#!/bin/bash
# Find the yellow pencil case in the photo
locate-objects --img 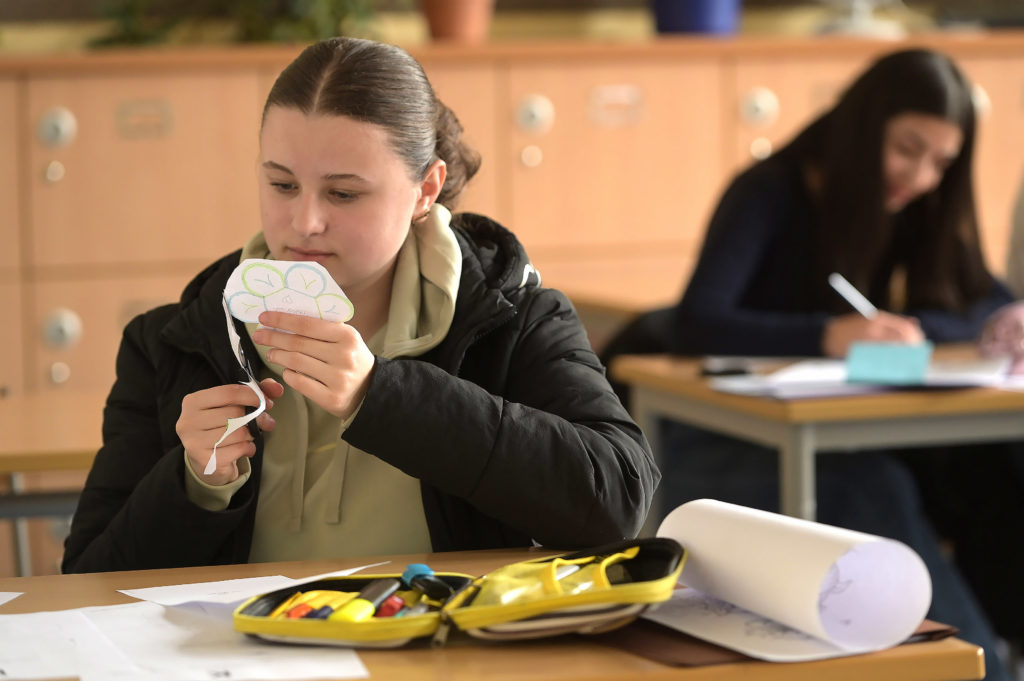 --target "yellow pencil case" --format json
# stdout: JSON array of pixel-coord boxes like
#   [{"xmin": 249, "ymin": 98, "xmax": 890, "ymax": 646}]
[{"xmin": 233, "ymin": 537, "xmax": 685, "ymax": 648}]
